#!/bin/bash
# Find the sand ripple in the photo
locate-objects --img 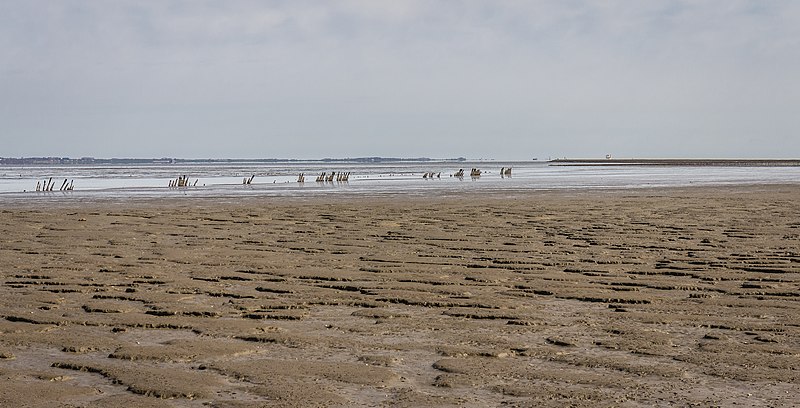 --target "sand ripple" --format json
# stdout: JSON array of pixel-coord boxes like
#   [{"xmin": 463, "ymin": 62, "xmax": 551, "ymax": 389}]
[{"xmin": 1, "ymin": 187, "xmax": 799, "ymax": 406}]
